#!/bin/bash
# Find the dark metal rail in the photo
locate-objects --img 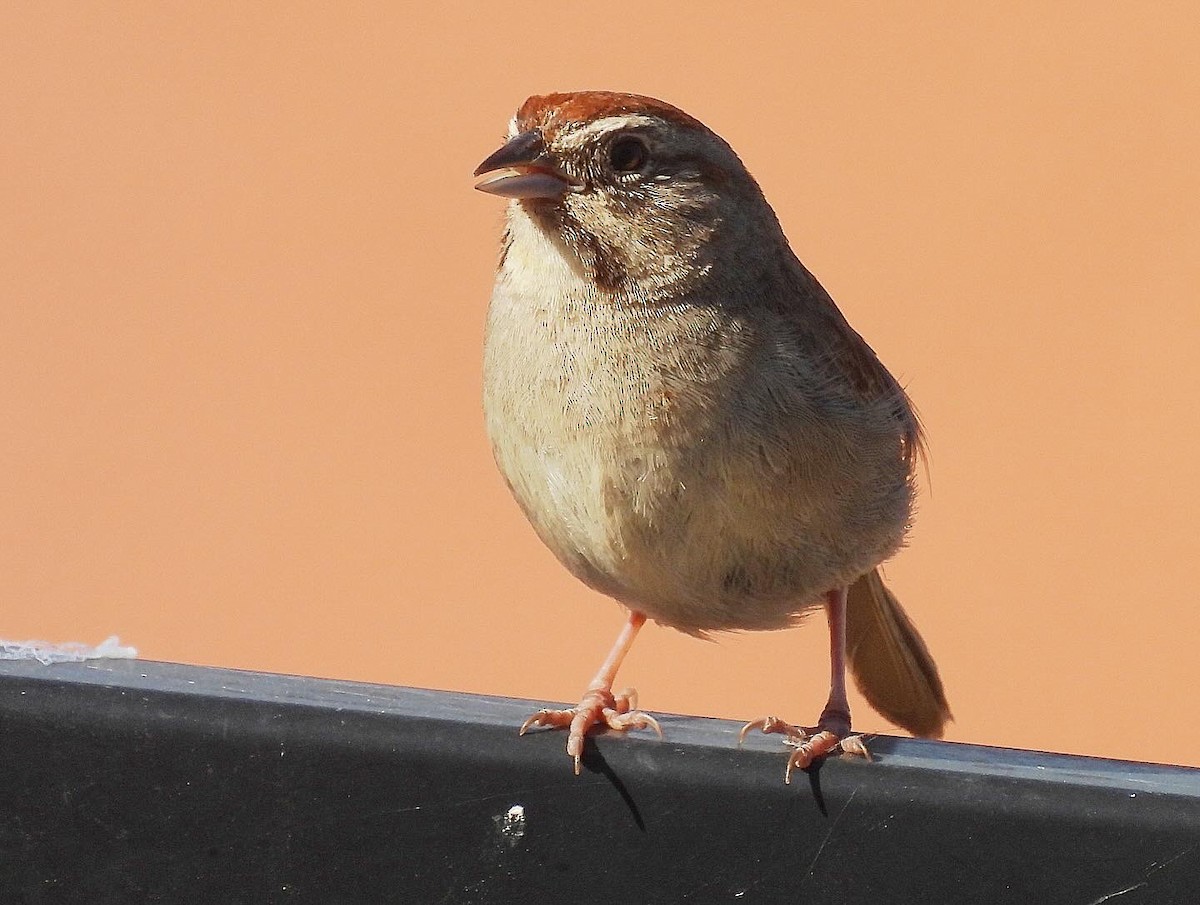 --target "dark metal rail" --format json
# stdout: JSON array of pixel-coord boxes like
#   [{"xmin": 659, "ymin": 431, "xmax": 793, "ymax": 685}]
[{"xmin": 0, "ymin": 659, "xmax": 1196, "ymax": 903}]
